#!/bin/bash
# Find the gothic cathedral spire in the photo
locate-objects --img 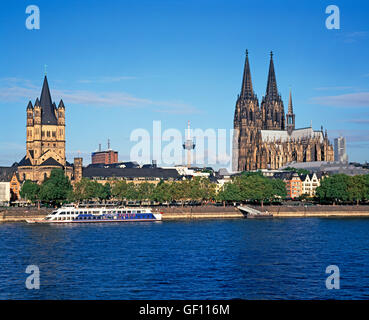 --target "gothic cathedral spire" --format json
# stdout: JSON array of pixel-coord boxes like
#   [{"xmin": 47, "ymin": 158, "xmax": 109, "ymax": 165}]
[
  {"xmin": 240, "ymin": 50, "xmax": 256, "ymax": 100},
  {"xmin": 265, "ymin": 51, "xmax": 279, "ymax": 101},
  {"xmin": 233, "ymin": 50, "xmax": 262, "ymax": 172},
  {"xmin": 261, "ymin": 51, "xmax": 285, "ymax": 130},
  {"xmin": 286, "ymin": 89, "xmax": 295, "ymax": 134}
]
